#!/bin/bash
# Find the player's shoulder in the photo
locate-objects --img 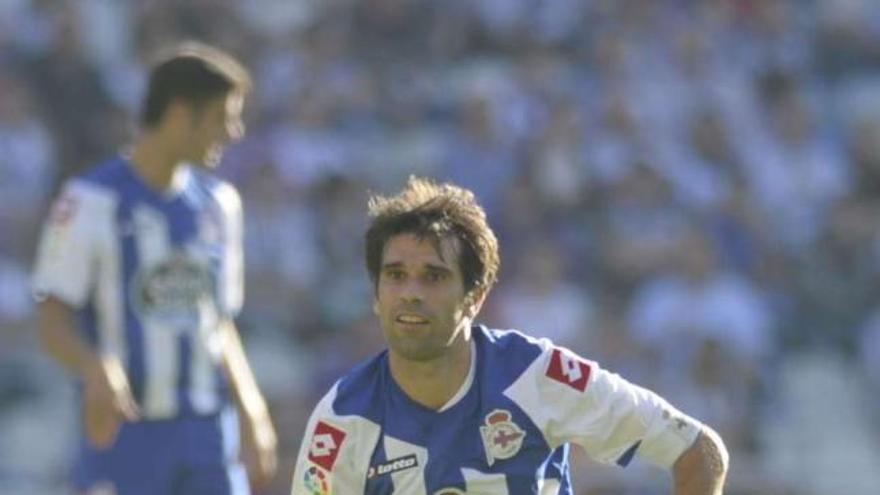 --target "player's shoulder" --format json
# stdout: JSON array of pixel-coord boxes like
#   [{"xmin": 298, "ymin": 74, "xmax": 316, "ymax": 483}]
[
  {"xmin": 56, "ymin": 157, "xmax": 127, "ymax": 212},
  {"xmin": 474, "ymin": 325, "xmax": 556, "ymax": 384},
  {"xmin": 73, "ymin": 156, "xmax": 134, "ymax": 192},
  {"xmin": 476, "ymin": 325, "xmax": 553, "ymax": 361},
  {"xmin": 329, "ymin": 351, "xmax": 389, "ymax": 422},
  {"xmin": 79, "ymin": 156, "xmax": 127, "ymax": 181},
  {"xmin": 476, "ymin": 325, "xmax": 600, "ymax": 393}
]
